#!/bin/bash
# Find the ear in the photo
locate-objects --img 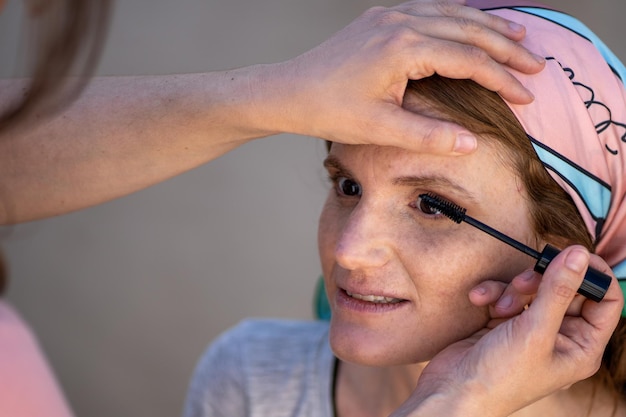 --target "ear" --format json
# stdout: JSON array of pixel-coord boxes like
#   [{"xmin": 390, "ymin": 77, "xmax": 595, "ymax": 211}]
[{"xmin": 537, "ymin": 234, "xmax": 578, "ymax": 251}]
